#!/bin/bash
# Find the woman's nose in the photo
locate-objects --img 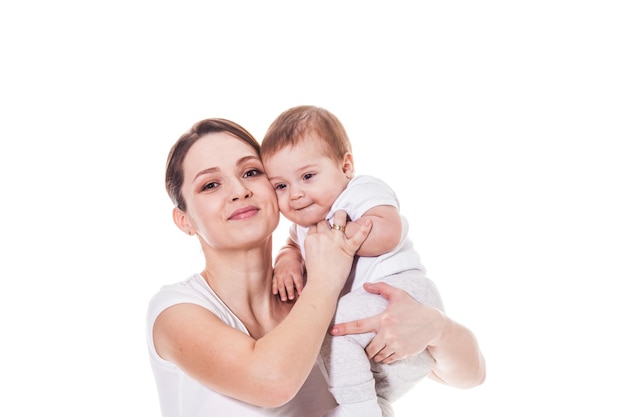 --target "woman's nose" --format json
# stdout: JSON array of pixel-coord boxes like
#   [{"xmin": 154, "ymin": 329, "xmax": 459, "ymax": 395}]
[{"xmin": 231, "ymin": 181, "xmax": 252, "ymax": 201}]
